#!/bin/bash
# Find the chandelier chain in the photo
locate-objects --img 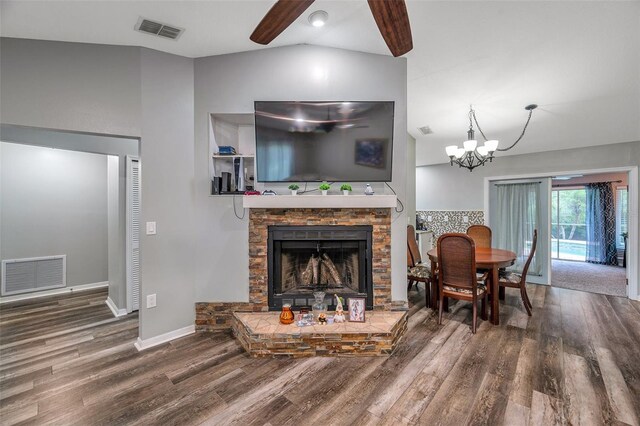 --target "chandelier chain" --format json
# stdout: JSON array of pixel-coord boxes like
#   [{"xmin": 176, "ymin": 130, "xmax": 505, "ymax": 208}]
[{"xmin": 471, "ymin": 108, "xmax": 534, "ymax": 152}]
